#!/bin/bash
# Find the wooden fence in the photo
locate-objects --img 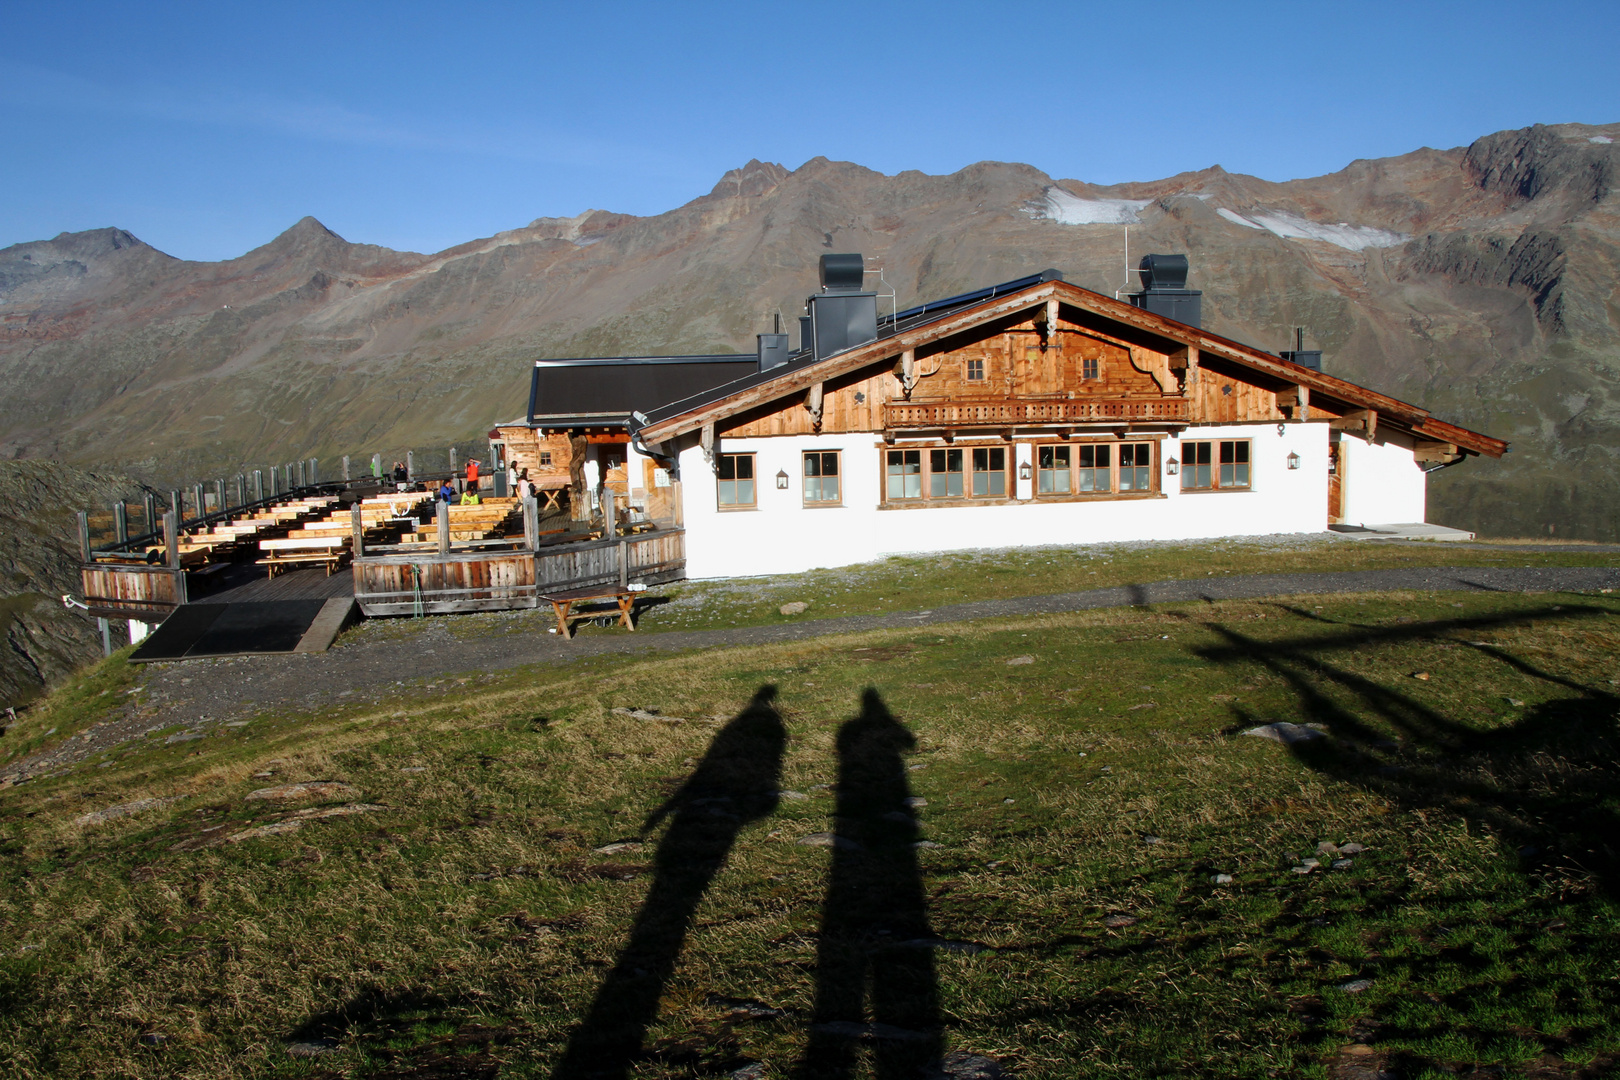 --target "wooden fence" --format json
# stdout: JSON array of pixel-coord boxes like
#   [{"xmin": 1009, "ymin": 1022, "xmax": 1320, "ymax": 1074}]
[
  {"xmin": 352, "ymin": 528, "xmax": 685, "ymax": 617},
  {"xmin": 80, "ymin": 563, "xmax": 187, "ymax": 620}
]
